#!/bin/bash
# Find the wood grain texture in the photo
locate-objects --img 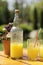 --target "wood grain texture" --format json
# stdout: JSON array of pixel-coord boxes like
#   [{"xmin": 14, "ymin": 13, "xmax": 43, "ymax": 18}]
[{"xmin": 0, "ymin": 49, "xmax": 43, "ymax": 65}]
